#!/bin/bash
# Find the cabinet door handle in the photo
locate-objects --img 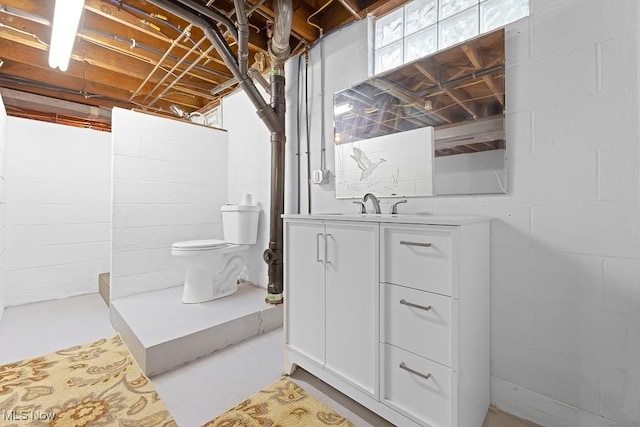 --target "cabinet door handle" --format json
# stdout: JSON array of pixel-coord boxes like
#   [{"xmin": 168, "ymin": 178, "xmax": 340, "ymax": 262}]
[
  {"xmin": 399, "ymin": 362, "xmax": 431, "ymax": 381},
  {"xmin": 316, "ymin": 233, "xmax": 324, "ymax": 263},
  {"xmin": 325, "ymin": 233, "xmax": 332, "ymax": 265},
  {"xmin": 400, "ymin": 240, "xmax": 432, "ymax": 248},
  {"xmin": 400, "ymin": 299, "xmax": 432, "ymax": 311}
]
